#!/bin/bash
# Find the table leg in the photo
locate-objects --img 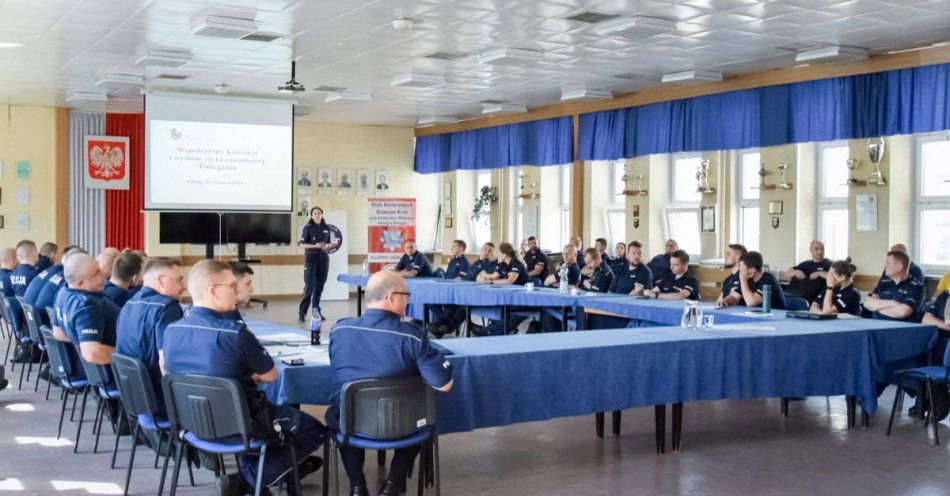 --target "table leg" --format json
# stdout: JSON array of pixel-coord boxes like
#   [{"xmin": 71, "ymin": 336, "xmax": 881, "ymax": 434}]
[
  {"xmin": 672, "ymin": 402, "xmax": 683, "ymax": 451},
  {"xmin": 561, "ymin": 307, "xmax": 568, "ymax": 333},
  {"xmin": 423, "ymin": 304, "xmax": 429, "ymax": 327},
  {"xmin": 595, "ymin": 412, "xmax": 604, "ymax": 438},
  {"xmin": 611, "ymin": 410, "xmax": 621, "ymax": 436},
  {"xmin": 654, "ymin": 405, "xmax": 666, "ymax": 455},
  {"xmin": 502, "ymin": 306, "xmax": 509, "ymax": 335},
  {"xmin": 465, "ymin": 307, "xmax": 472, "ymax": 338},
  {"xmin": 357, "ymin": 287, "xmax": 363, "ymax": 316},
  {"xmin": 846, "ymin": 395, "xmax": 856, "ymax": 430}
]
